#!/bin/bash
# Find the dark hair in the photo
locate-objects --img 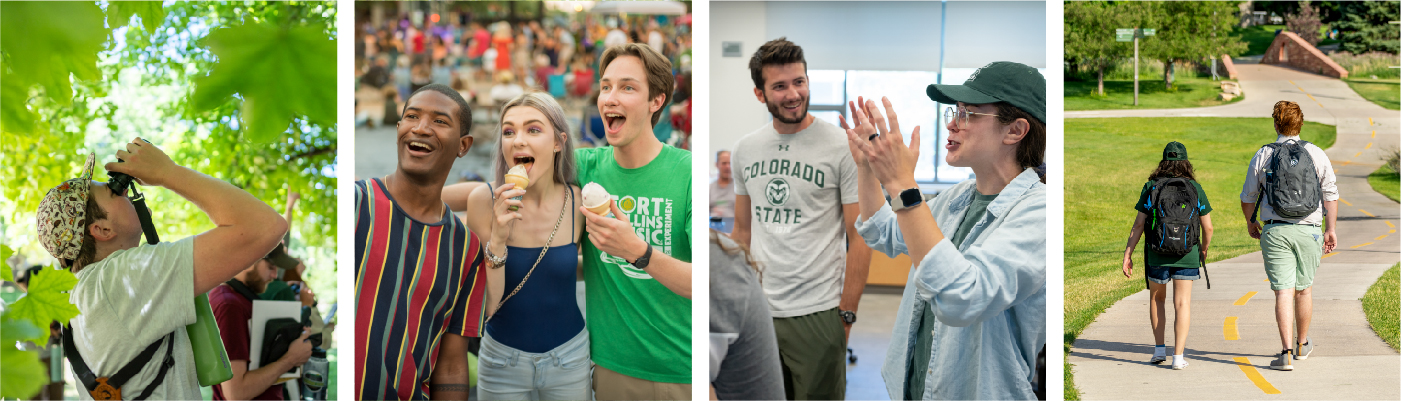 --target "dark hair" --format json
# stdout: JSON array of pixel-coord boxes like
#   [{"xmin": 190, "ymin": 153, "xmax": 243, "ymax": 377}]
[
  {"xmin": 401, "ymin": 83, "xmax": 474, "ymax": 137},
  {"xmin": 993, "ymin": 102, "xmax": 1046, "ymax": 183},
  {"xmin": 1149, "ymin": 160, "xmax": 1197, "ymax": 182},
  {"xmin": 748, "ymin": 37, "xmax": 806, "ymax": 90},
  {"xmin": 70, "ymin": 196, "xmax": 109, "ymax": 273},
  {"xmin": 600, "ymin": 43, "xmax": 675, "ymax": 127}
]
